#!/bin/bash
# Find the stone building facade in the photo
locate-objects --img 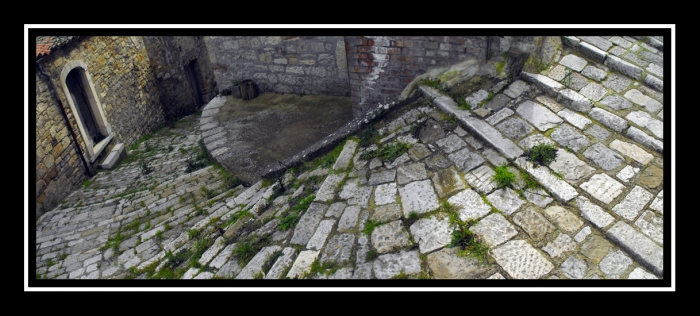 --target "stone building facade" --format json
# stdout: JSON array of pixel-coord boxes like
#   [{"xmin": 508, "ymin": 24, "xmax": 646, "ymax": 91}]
[{"xmin": 34, "ymin": 34, "xmax": 549, "ymax": 217}]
